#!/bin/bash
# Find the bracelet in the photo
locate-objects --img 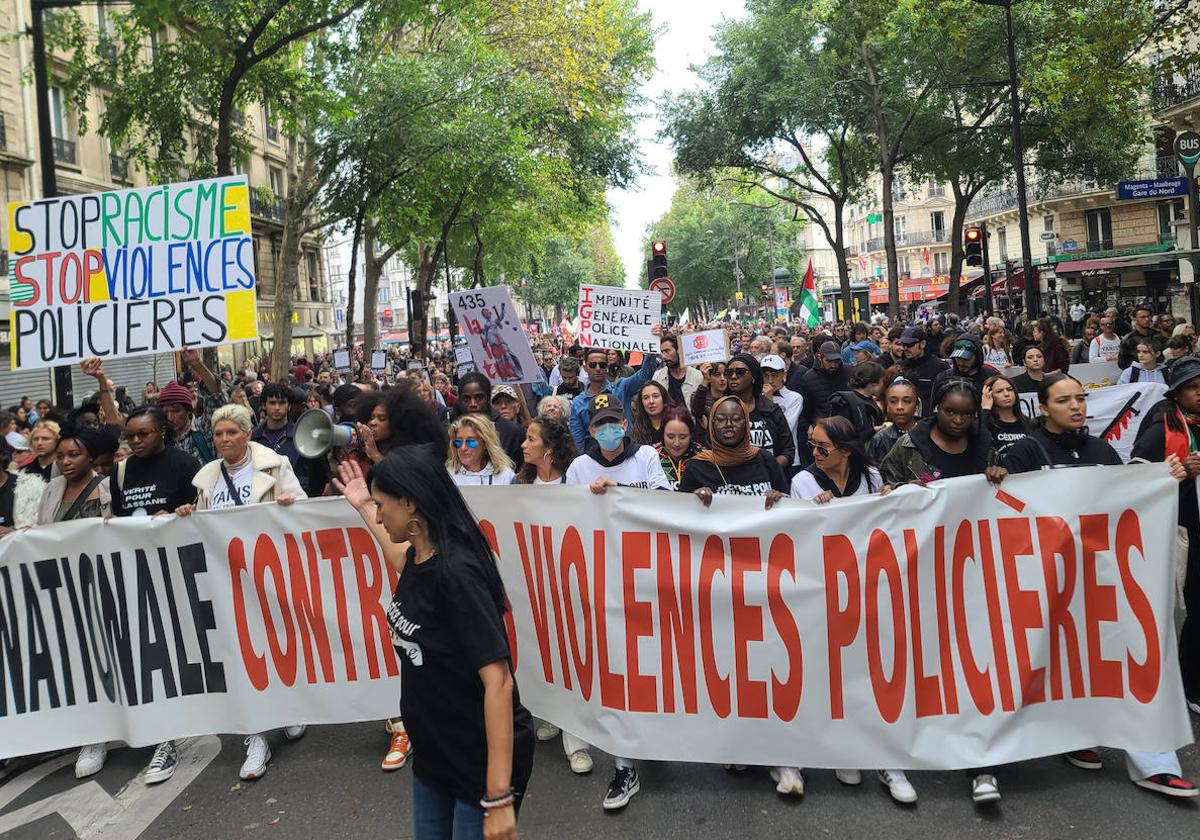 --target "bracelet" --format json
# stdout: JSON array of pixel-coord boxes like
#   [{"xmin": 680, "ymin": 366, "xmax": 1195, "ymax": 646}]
[{"xmin": 479, "ymin": 790, "xmax": 515, "ymax": 809}]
